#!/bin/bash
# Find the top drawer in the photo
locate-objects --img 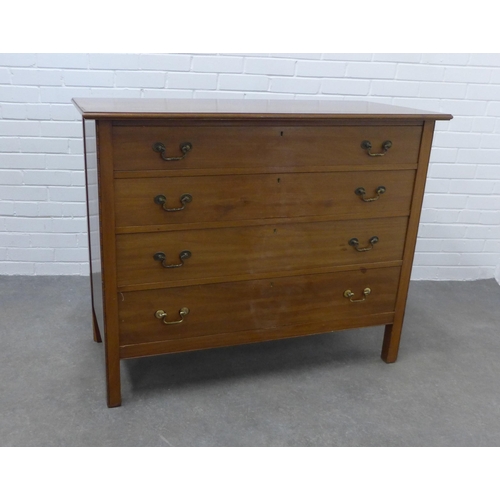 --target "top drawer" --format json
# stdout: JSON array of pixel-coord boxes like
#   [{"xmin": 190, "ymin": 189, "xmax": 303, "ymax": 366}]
[{"xmin": 112, "ymin": 124, "xmax": 423, "ymax": 171}]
